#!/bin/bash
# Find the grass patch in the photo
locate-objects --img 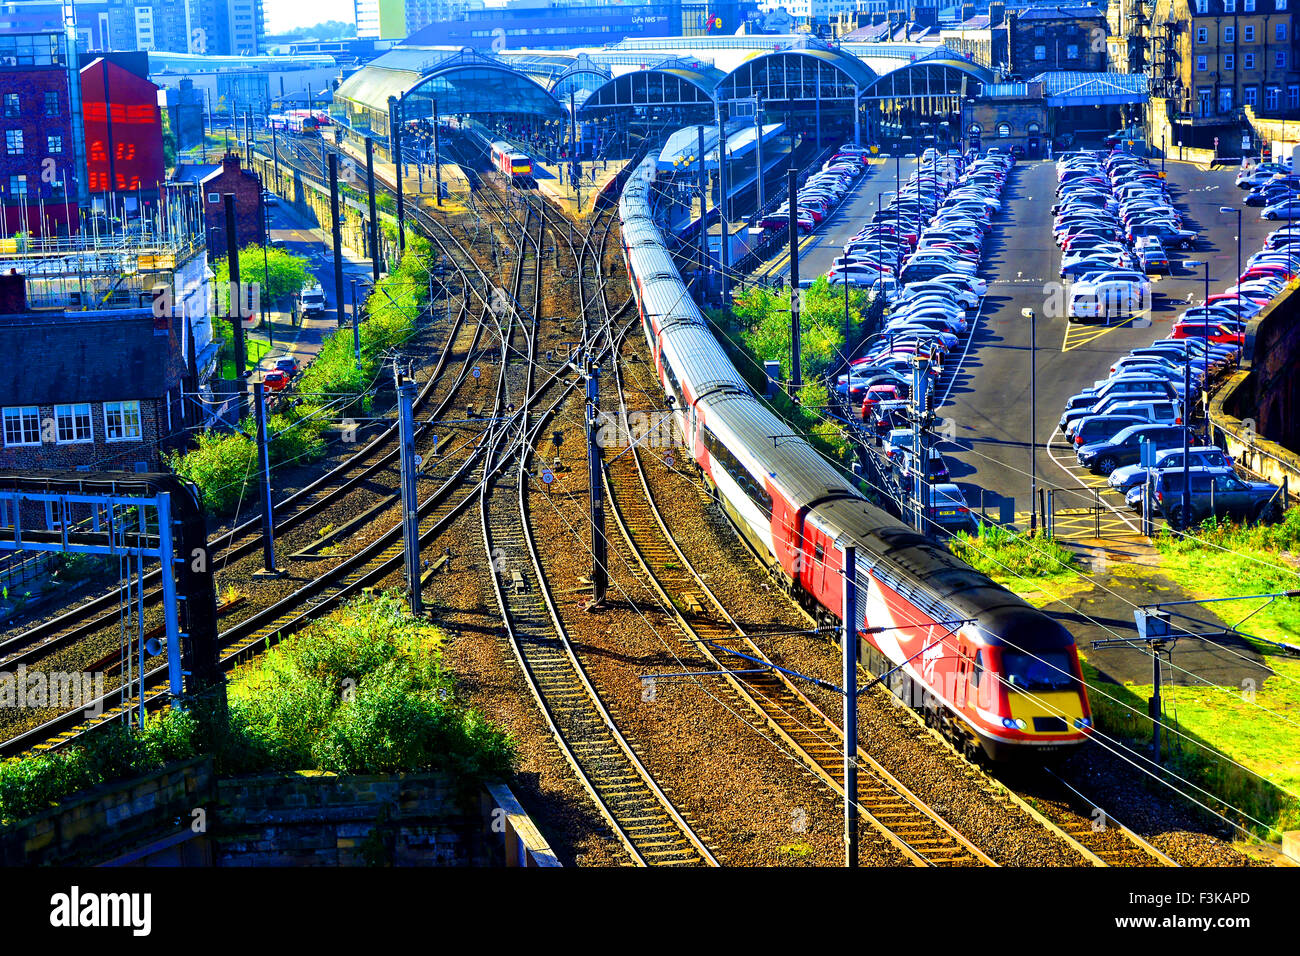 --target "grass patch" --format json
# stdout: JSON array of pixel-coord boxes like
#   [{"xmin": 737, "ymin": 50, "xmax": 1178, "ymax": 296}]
[
  {"xmin": 948, "ymin": 522, "xmax": 1081, "ymax": 589},
  {"xmin": 0, "ymin": 593, "xmax": 512, "ymax": 828}
]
